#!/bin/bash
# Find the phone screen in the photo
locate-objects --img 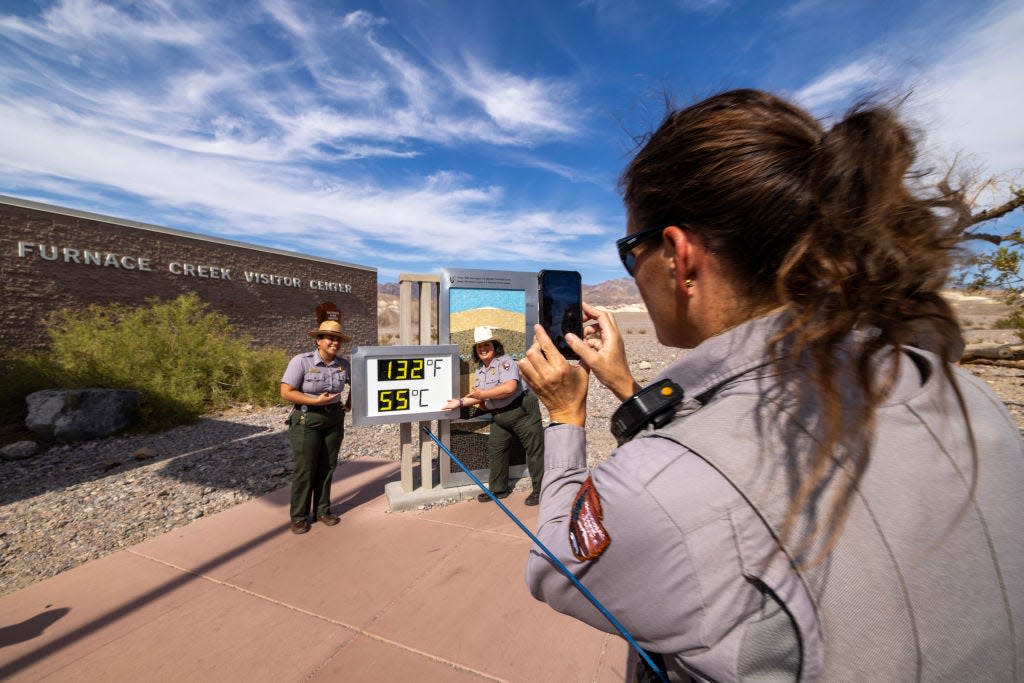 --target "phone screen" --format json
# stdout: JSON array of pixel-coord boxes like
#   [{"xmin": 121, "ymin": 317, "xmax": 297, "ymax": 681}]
[{"xmin": 539, "ymin": 270, "xmax": 582, "ymax": 360}]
